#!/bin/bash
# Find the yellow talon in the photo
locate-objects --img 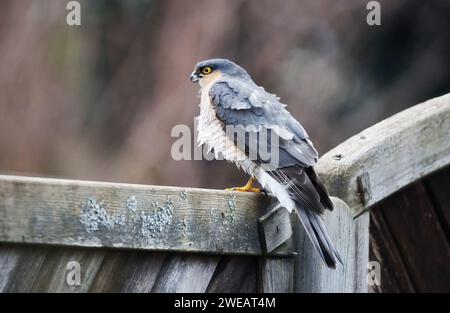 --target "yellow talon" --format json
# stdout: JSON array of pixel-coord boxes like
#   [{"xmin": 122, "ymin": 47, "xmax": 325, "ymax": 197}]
[{"xmin": 225, "ymin": 177, "xmax": 261, "ymax": 193}]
